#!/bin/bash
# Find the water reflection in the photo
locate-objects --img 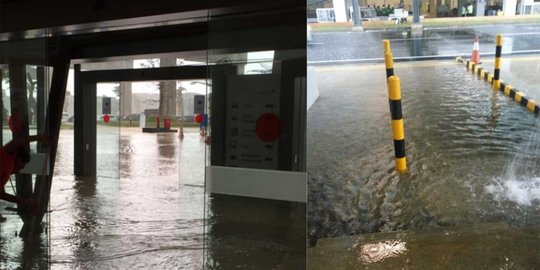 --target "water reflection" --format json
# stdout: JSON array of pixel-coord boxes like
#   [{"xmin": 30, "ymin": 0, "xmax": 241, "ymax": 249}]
[
  {"xmin": 411, "ymin": 37, "xmax": 422, "ymax": 57},
  {"xmin": 205, "ymin": 195, "xmax": 306, "ymax": 269},
  {"xmin": 357, "ymin": 240, "xmax": 407, "ymax": 264},
  {"xmin": 69, "ymin": 176, "xmax": 100, "ymax": 265},
  {"xmin": 380, "ymin": 29, "xmax": 474, "ymax": 58},
  {"xmin": 489, "ymin": 91, "xmax": 501, "ymax": 126},
  {"xmin": 157, "ymin": 133, "xmax": 177, "ymax": 176}
]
